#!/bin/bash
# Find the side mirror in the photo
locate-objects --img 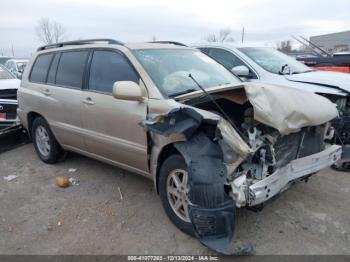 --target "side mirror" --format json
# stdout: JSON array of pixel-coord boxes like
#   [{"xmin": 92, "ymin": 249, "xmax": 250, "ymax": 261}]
[
  {"xmin": 112, "ymin": 81, "xmax": 144, "ymax": 102},
  {"xmin": 231, "ymin": 65, "xmax": 250, "ymax": 78}
]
